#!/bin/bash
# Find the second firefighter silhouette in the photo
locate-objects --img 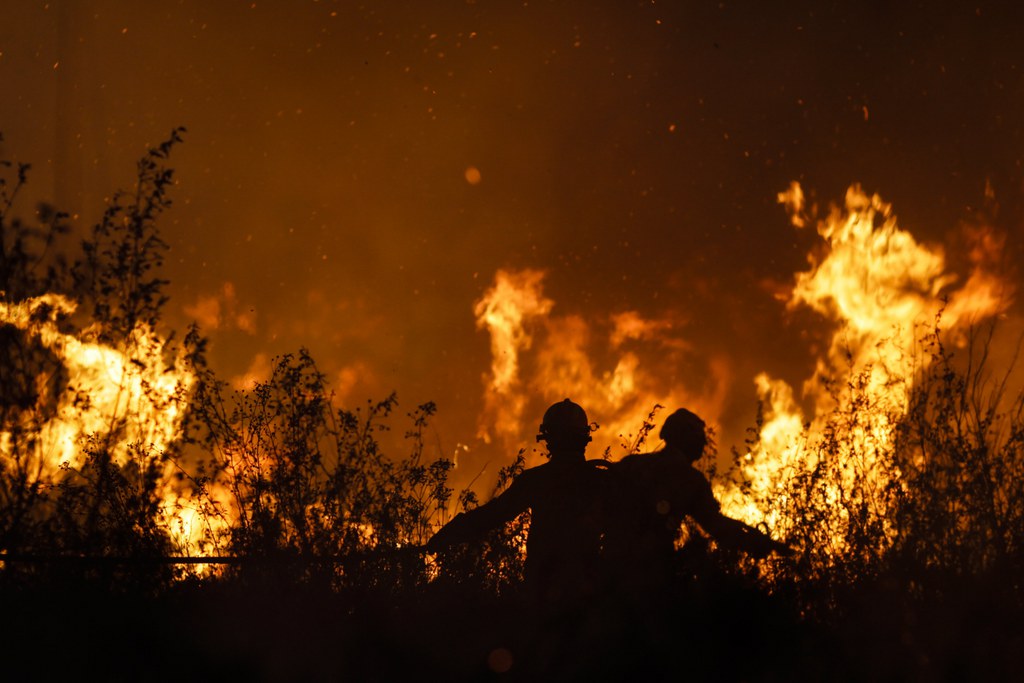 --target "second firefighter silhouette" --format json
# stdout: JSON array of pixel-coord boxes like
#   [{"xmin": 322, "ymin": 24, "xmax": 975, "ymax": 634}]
[
  {"xmin": 427, "ymin": 399, "xmax": 612, "ymax": 605},
  {"xmin": 610, "ymin": 408, "xmax": 792, "ymax": 590}
]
